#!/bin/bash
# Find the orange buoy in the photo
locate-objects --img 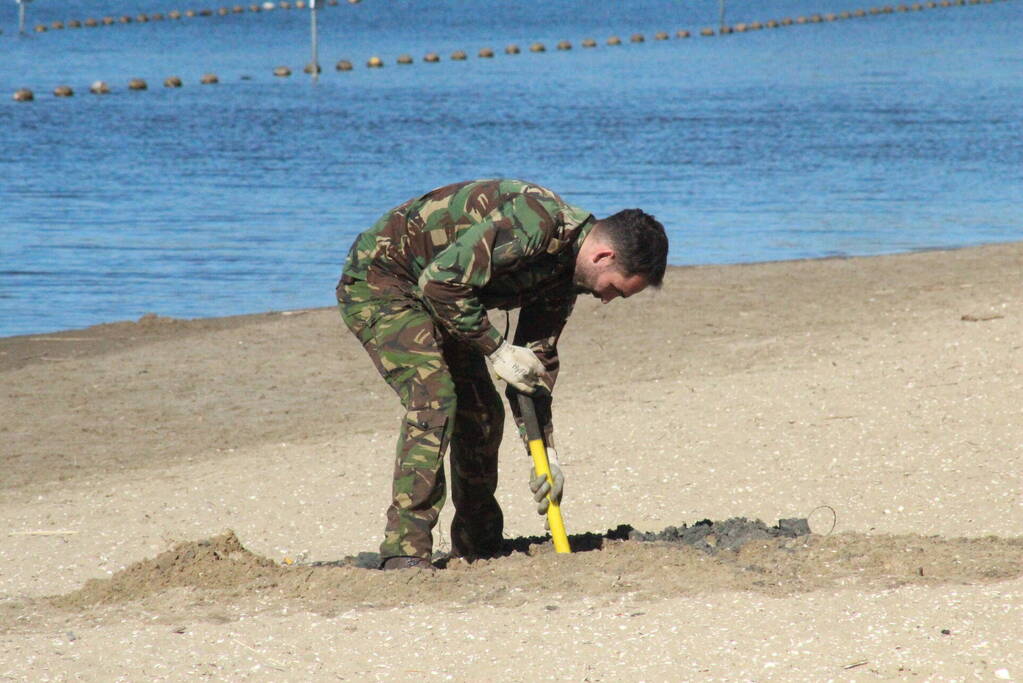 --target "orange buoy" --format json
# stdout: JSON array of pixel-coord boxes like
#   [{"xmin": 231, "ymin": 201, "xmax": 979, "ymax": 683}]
[
  {"xmin": 296, "ymin": 1, "xmax": 307, "ymax": 8},
  {"xmin": 303, "ymin": 62, "xmax": 321, "ymax": 73},
  {"xmin": 69, "ymin": 19, "xmax": 82, "ymax": 27},
  {"xmin": 607, "ymin": 36, "xmax": 622, "ymax": 45},
  {"xmin": 200, "ymin": 73, "xmax": 219, "ymax": 84},
  {"xmin": 13, "ymin": 89, "xmax": 34, "ymax": 102},
  {"xmin": 51, "ymin": 20, "xmax": 65, "ymax": 29},
  {"xmin": 164, "ymin": 76, "xmax": 183, "ymax": 87},
  {"xmin": 151, "ymin": 13, "xmax": 165, "ymax": 20},
  {"xmin": 734, "ymin": 22, "xmax": 748, "ymax": 32},
  {"xmin": 90, "ymin": 81, "xmax": 111, "ymax": 94},
  {"xmin": 451, "ymin": 50, "xmax": 467, "ymax": 60},
  {"xmin": 720, "ymin": 25, "xmax": 734, "ymax": 34},
  {"xmin": 136, "ymin": 14, "xmax": 149, "ymax": 22},
  {"xmin": 557, "ymin": 40, "xmax": 572, "ymax": 50},
  {"xmin": 700, "ymin": 27, "xmax": 715, "ymax": 36},
  {"xmin": 367, "ymin": 56, "xmax": 383, "ymax": 68},
  {"xmin": 582, "ymin": 38, "xmax": 597, "ymax": 47},
  {"xmin": 85, "ymin": 18, "xmax": 98, "ymax": 26},
  {"xmin": 336, "ymin": 60, "xmax": 353, "ymax": 71},
  {"xmin": 169, "ymin": 10, "xmax": 182, "ymax": 19},
  {"xmin": 273, "ymin": 66, "xmax": 292, "ymax": 76},
  {"xmin": 397, "ymin": 54, "xmax": 413, "ymax": 65},
  {"xmin": 128, "ymin": 78, "xmax": 148, "ymax": 90},
  {"xmin": 530, "ymin": 42, "xmax": 545, "ymax": 52},
  {"xmin": 54, "ymin": 85, "xmax": 74, "ymax": 97},
  {"xmin": 654, "ymin": 31, "xmax": 669, "ymax": 40},
  {"xmin": 424, "ymin": 52, "xmax": 440, "ymax": 62},
  {"xmin": 34, "ymin": 24, "xmax": 47, "ymax": 32},
  {"xmin": 630, "ymin": 33, "xmax": 644, "ymax": 42},
  {"xmin": 505, "ymin": 44, "xmax": 520, "ymax": 54},
  {"xmin": 676, "ymin": 29, "xmax": 691, "ymax": 38},
  {"xmin": 478, "ymin": 48, "xmax": 494, "ymax": 58},
  {"xmin": 749, "ymin": 21, "xmax": 763, "ymax": 29}
]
